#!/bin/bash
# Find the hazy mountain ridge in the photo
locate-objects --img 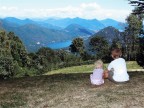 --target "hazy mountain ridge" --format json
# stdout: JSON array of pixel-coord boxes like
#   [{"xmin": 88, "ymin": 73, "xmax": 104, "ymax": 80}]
[
  {"xmin": 0, "ymin": 17, "xmax": 95, "ymax": 52},
  {"xmin": 43, "ymin": 17, "xmax": 126, "ymax": 31},
  {"xmin": 44, "ymin": 17, "xmax": 105, "ymax": 30},
  {"xmin": 0, "ymin": 17, "xmax": 125, "ymax": 52},
  {"xmin": 64, "ymin": 24, "xmax": 95, "ymax": 37},
  {"xmin": 100, "ymin": 18, "xmax": 126, "ymax": 31}
]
